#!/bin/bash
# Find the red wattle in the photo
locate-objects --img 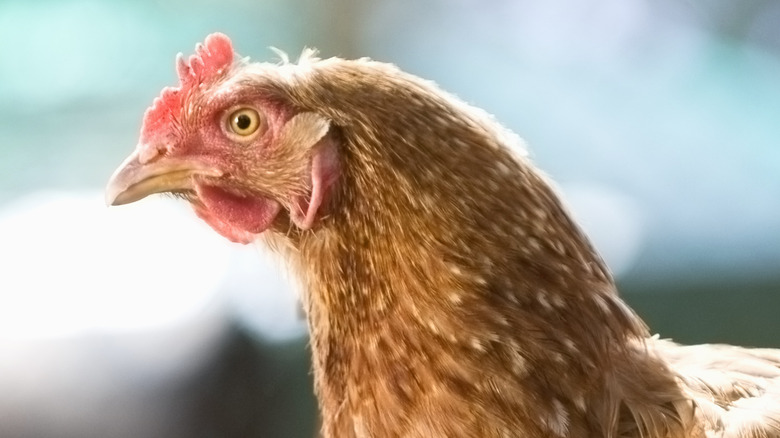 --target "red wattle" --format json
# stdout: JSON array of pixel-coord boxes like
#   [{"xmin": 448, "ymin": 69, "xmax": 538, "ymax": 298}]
[{"xmin": 194, "ymin": 184, "xmax": 282, "ymax": 243}]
